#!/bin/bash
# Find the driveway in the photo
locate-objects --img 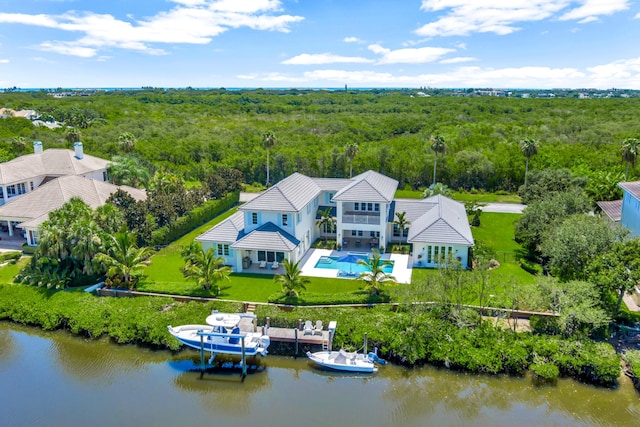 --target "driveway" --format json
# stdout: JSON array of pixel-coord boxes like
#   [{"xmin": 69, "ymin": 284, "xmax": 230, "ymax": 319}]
[{"xmin": 481, "ymin": 203, "xmax": 526, "ymax": 214}]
